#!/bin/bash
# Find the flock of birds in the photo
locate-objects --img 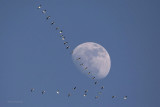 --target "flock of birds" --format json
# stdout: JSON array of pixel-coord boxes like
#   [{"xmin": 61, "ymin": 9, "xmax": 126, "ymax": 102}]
[
  {"xmin": 30, "ymin": 1, "xmax": 127, "ymax": 102},
  {"xmin": 30, "ymin": 87, "xmax": 127, "ymax": 100}
]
